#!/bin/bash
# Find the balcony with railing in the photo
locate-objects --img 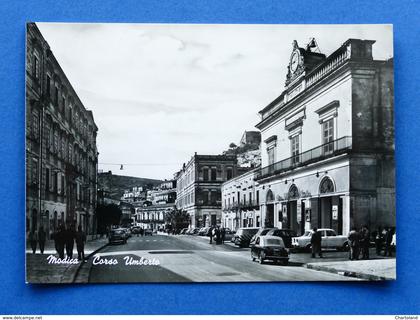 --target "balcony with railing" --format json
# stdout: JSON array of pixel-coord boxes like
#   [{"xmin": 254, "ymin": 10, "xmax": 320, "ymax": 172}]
[{"xmin": 255, "ymin": 136, "xmax": 352, "ymax": 181}]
